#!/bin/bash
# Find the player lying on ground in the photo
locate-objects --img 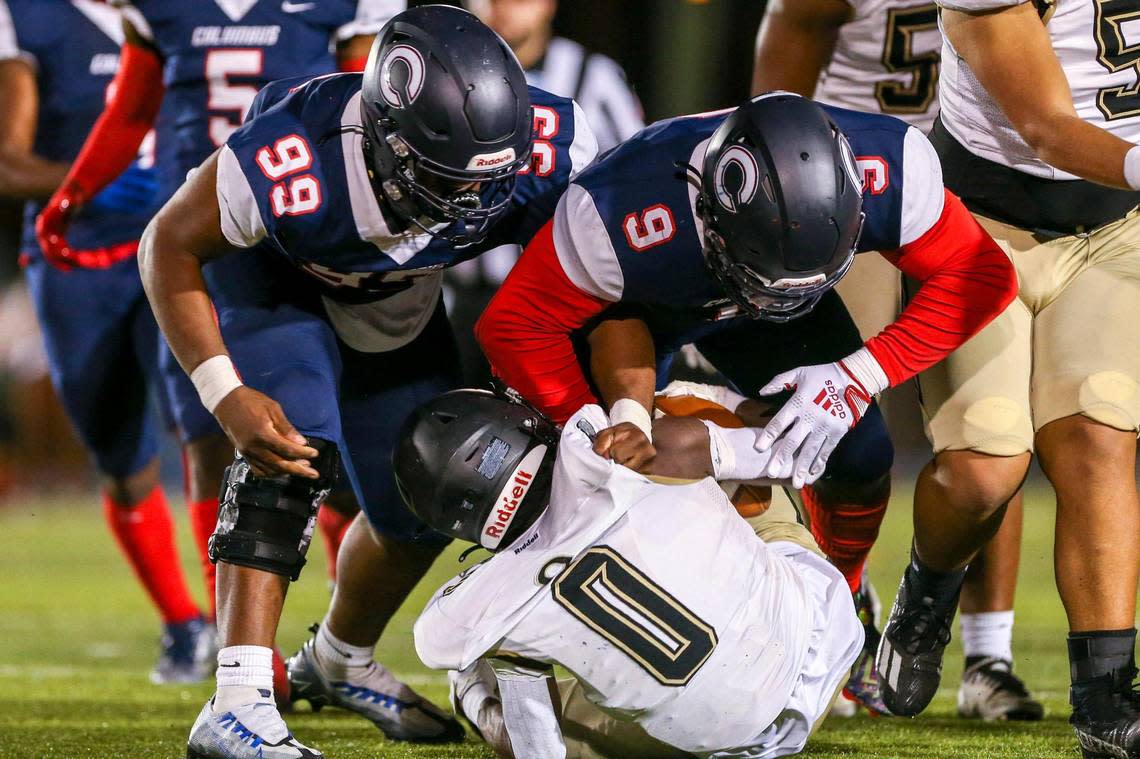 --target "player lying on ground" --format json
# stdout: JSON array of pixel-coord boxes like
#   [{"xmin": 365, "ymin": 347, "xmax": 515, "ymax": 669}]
[
  {"xmin": 138, "ymin": 6, "xmax": 597, "ymax": 757},
  {"xmin": 401, "ymin": 386, "xmax": 862, "ymax": 759},
  {"xmin": 476, "ymin": 91, "xmax": 1017, "ymax": 717}
]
